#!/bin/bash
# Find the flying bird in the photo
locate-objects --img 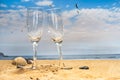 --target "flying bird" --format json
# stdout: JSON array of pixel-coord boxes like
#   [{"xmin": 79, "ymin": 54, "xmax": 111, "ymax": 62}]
[
  {"xmin": 75, "ymin": 3, "xmax": 80, "ymax": 14},
  {"xmin": 75, "ymin": 3, "xmax": 79, "ymax": 9}
]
